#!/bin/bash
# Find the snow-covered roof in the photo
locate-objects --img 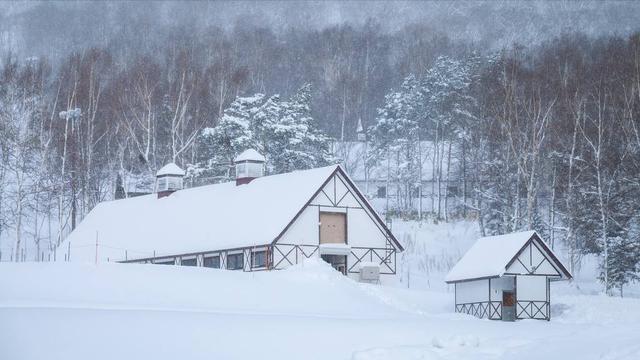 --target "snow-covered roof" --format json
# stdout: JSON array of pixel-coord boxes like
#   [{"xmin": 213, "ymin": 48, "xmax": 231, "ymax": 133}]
[
  {"xmin": 235, "ymin": 149, "xmax": 266, "ymax": 163},
  {"xmin": 445, "ymin": 231, "xmax": 537, "ymax": 283},
  {"xmin": 156, "ymin": 163, "xmax": 185, "ymax": 177},
  {"xmin": 62, "ymin": 165, "xmax": 340, "ymax": 262}
]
